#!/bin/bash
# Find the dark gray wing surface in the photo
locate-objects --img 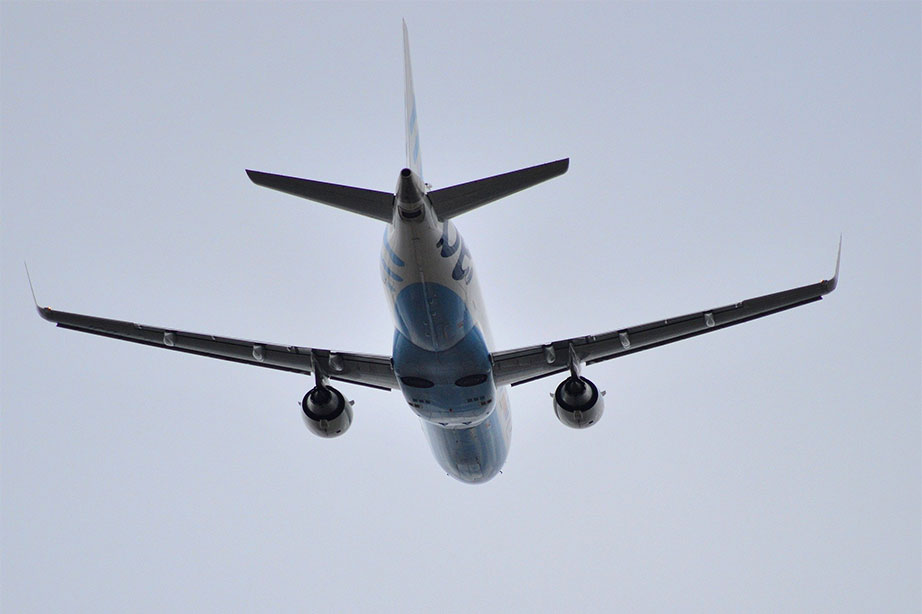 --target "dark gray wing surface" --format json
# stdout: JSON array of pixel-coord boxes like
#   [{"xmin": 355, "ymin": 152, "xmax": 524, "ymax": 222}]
[
  {"xmin": 36, "ymin": 305, "xmax": 397, "ymax": 391},
  {"xmin": 491, "ymin": 245, "xmax": 840, "ymax": 387},
  {"xmin": 427, "ymin": 158, "xmax": 569, "ymax": 219},
  {"xmin": 246, "ymin": 169, "xmax": 395, "ymax": 223}
]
